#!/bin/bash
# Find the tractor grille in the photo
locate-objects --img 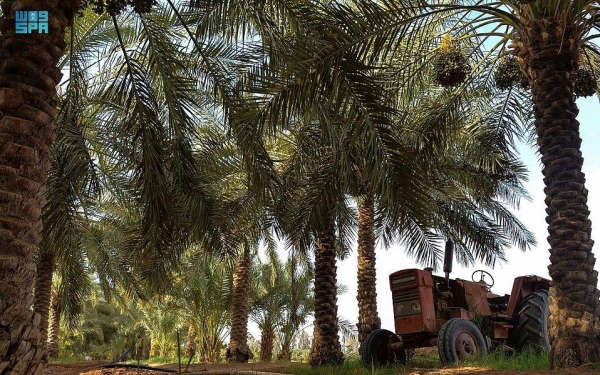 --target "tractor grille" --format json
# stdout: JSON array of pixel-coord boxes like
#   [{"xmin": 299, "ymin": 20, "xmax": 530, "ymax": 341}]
[
  {"xmin": 390, "ymin": 273, "xmax": 416, "ymax": 288},
  {"xmin": 393, "ymin": 289, "xmax": 421, "ymax": 317}
]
